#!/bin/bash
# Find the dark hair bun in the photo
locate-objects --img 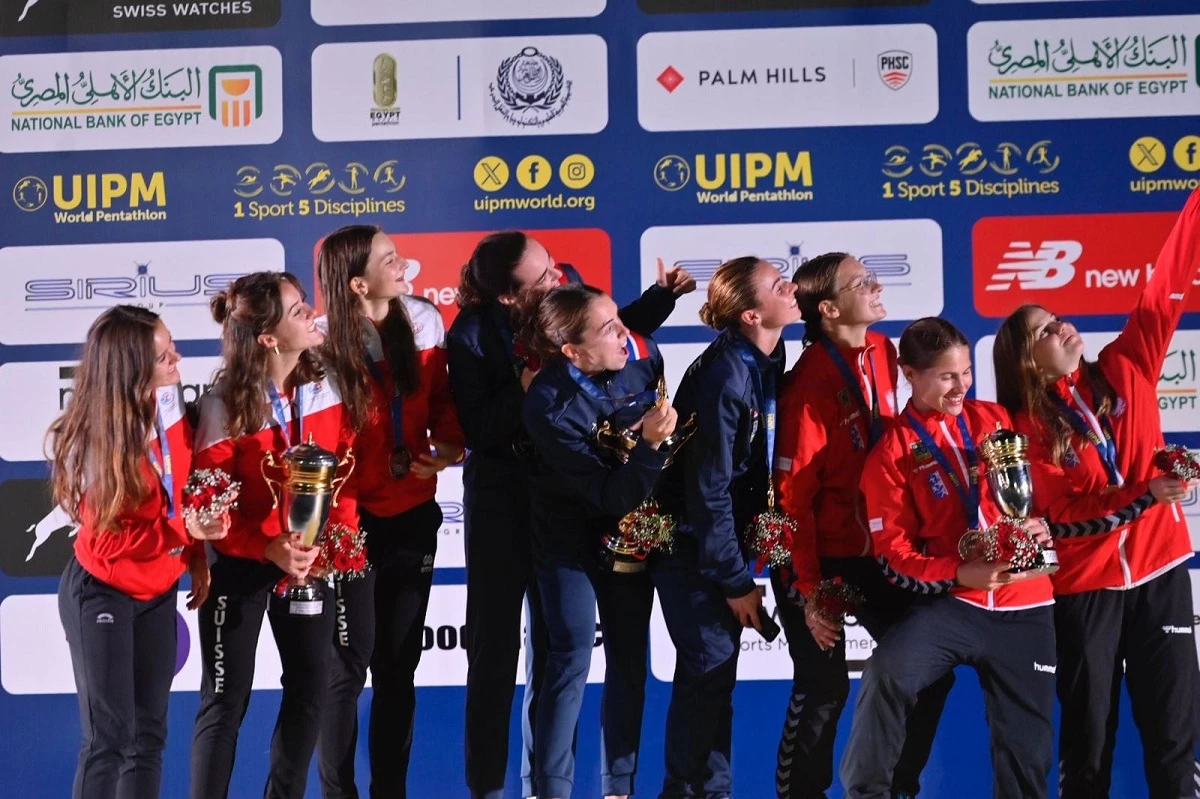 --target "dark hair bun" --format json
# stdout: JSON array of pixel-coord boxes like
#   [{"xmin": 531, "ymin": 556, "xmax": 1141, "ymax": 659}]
[{"xmin": 210, "ymin": 291, "xmax": 230, "ymax": 324}]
